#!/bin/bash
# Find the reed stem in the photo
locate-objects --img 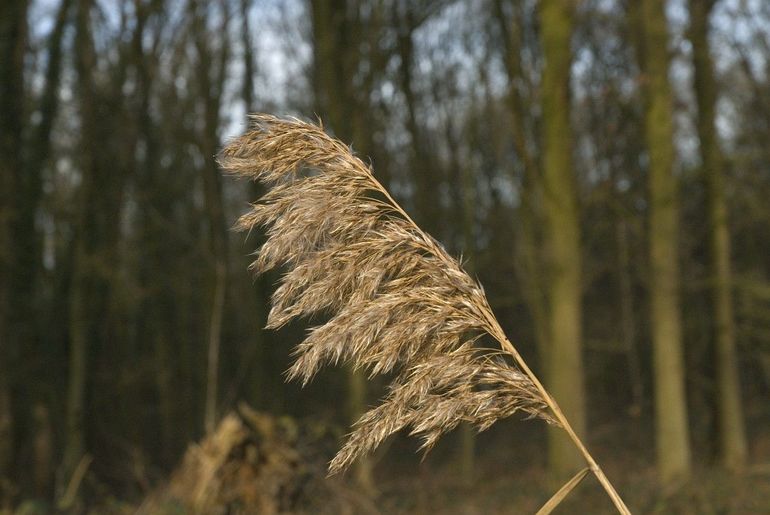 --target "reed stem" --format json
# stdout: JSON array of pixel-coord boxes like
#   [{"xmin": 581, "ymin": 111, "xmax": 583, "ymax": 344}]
[
  {"xmin": 368, "ymin": 150, "xmax": 632, "ymax": 514},
  {"xmin": 496, "ymin": 331, "xmax": 631, "ymax": 515}
]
